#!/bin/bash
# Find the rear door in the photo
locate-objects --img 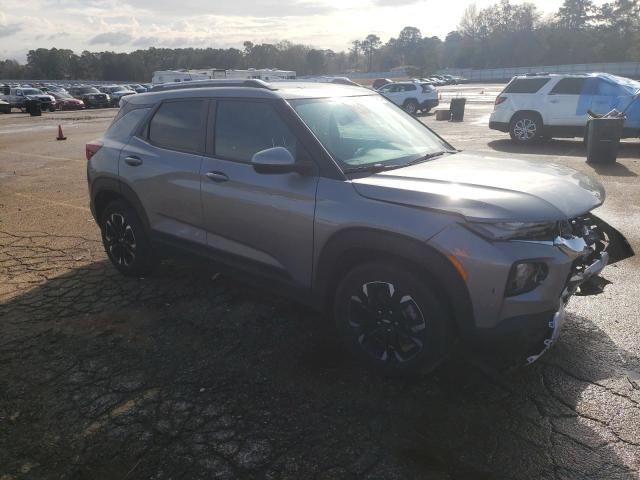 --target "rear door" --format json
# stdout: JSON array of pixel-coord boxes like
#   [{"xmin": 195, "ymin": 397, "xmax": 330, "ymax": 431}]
[
  {"xmin": 199, "ymin": 98, "xmax": 318, "ymax": 286},
  {"xmin": 119, "ymin": 98, "xmax": 208, "ymax": 245},
  {"xmin": 545, "ymin": 77, "xmax": 588, "ymax": 126},
  {"xmin": 379, "ymin": 84, "xmax": 404, "ymax": 105}
]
